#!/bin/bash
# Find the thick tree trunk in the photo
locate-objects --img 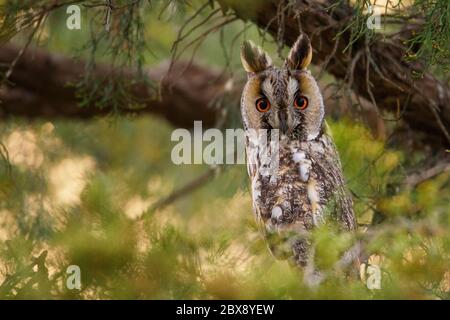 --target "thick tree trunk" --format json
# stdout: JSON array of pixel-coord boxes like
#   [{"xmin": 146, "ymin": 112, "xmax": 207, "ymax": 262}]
[
  {"xmin": 0, "ymin": 45, "xmax": 228, "ymax": 128},
  {"xmin": 217, "ymin": 0, "xmax": 450, "ymax": 148}
]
